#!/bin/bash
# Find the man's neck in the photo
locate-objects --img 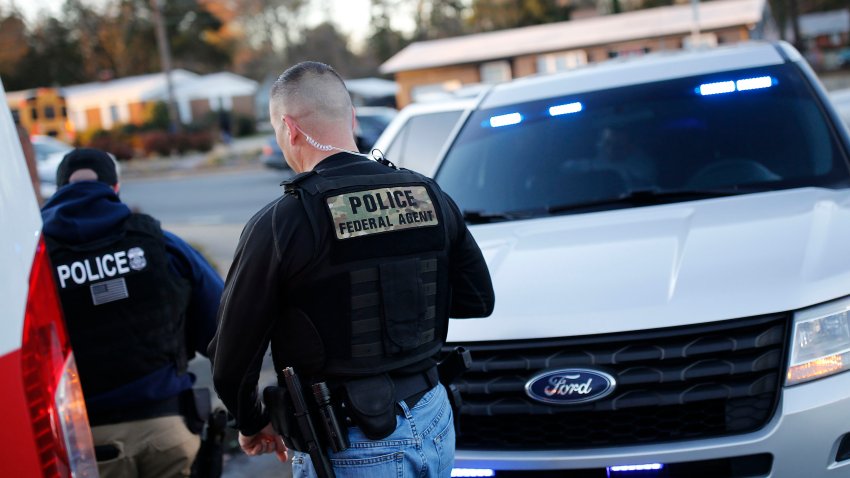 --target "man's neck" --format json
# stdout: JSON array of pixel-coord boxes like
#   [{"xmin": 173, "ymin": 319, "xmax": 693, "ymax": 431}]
[{"xmin": 301, "ymin": 138, "xmax": 359, "ymax": 172}]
